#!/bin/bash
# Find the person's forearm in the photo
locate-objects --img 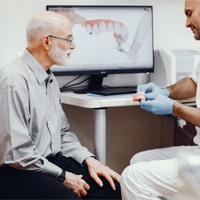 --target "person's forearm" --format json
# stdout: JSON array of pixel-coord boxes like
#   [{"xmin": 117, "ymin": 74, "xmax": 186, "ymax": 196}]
[
  {"xmin": 173, "ymin": 102, "xmax": 200, "ymax": 127},
  {"xmin": 7, "ymin": 154, "xmax": 62, "ymax": 179},
  {"xmin": 167, "ymin": 77, "xmax": 196, "ymax": 100}
]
